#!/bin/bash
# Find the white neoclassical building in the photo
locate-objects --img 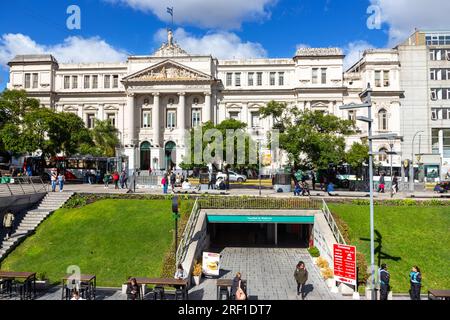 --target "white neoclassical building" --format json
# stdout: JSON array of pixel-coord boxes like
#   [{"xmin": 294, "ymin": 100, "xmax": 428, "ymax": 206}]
[{"xmin": 7, "ymin": 30, "xmax": 404, "ymax": 173}]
